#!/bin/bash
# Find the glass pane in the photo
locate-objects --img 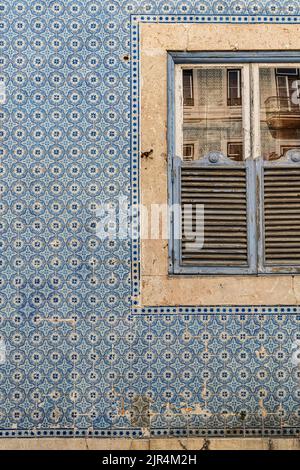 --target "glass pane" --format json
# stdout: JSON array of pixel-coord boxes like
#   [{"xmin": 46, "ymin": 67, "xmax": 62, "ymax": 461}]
[
  {"xmin": 259, "ymin": 67, "xmax": 300, "ymax": 161},
  {"xmin": 227, "ymin": 70, "xmax": 242, "ymax": 106},
  {"xmin": 183, "ymin": 70, "xmax": 194, "ymax": 106},
  {"xmin": 182, "ymin": 67, "xmax": 244, "ymax": 161}
]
